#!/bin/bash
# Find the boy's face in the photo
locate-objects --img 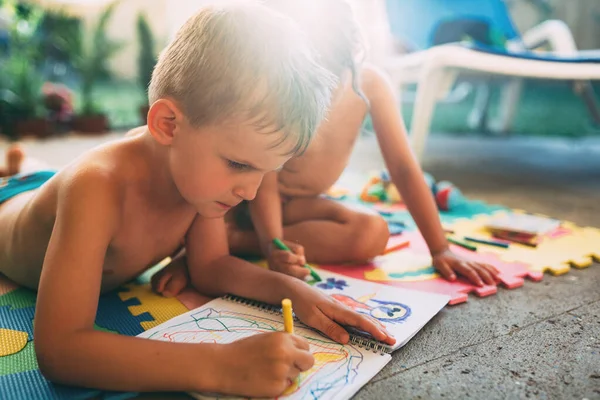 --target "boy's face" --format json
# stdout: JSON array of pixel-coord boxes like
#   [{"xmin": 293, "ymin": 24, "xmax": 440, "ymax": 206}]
[{"xmin": 169, "ymin": 120, "xmax": 294, "ymax": 218}]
